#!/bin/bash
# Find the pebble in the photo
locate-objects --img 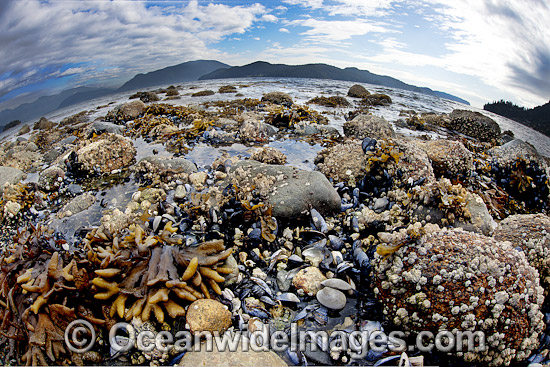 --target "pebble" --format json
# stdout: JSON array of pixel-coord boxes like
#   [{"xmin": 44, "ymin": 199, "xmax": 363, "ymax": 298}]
[
  {"xmin": 186, "ymin": 299, "xmax": 232, "ymax": 335},
  {"xmin": 321, "ymin": 278, "xmax": 352, "ymax": 291},
  {"xmin": 373, "ymin": 197, "xmax": 389, "ymax": 213},
  {"xmin": 316, "ymin": 287, "xmax": 347, "ymax": 310},
  {"xmin": 292, "ymin": 266, "xmax": 327, "ymax": 295}
]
